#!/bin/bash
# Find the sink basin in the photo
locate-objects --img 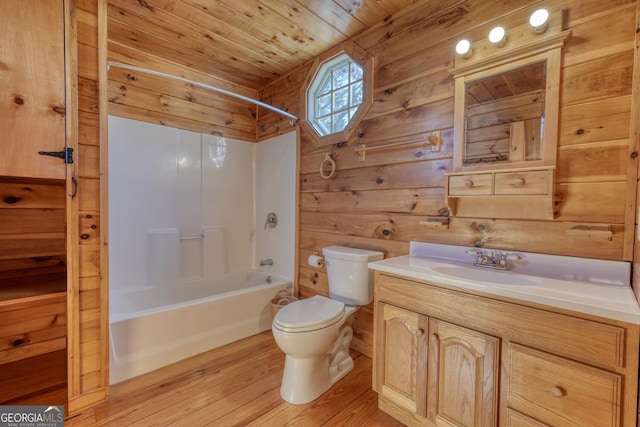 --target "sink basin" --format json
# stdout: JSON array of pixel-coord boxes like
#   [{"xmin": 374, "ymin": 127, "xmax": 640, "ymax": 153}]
[{"xmin": 431, "ymin": 265, "xmax": 540, "ymax": 286}]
